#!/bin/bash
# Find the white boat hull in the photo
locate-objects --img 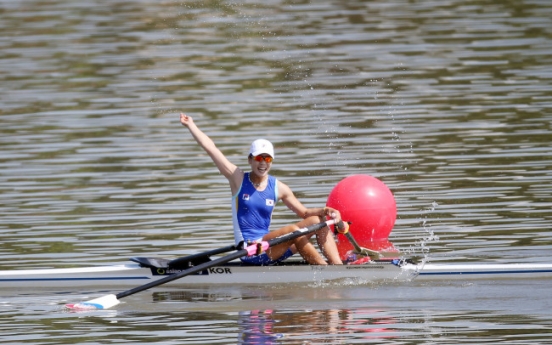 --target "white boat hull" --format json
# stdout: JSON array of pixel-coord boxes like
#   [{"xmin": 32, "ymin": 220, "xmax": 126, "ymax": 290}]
[
  {"xmin": 0, "ymin": 260, "xmax": 415, "ymax": 288},
  {"xmin": 1, "ymin": 260, "xmax": 551, "ymax": 289},
  {"xmin": 417, "ymin": 263, "xmax": 552, "ymax": 280}
]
